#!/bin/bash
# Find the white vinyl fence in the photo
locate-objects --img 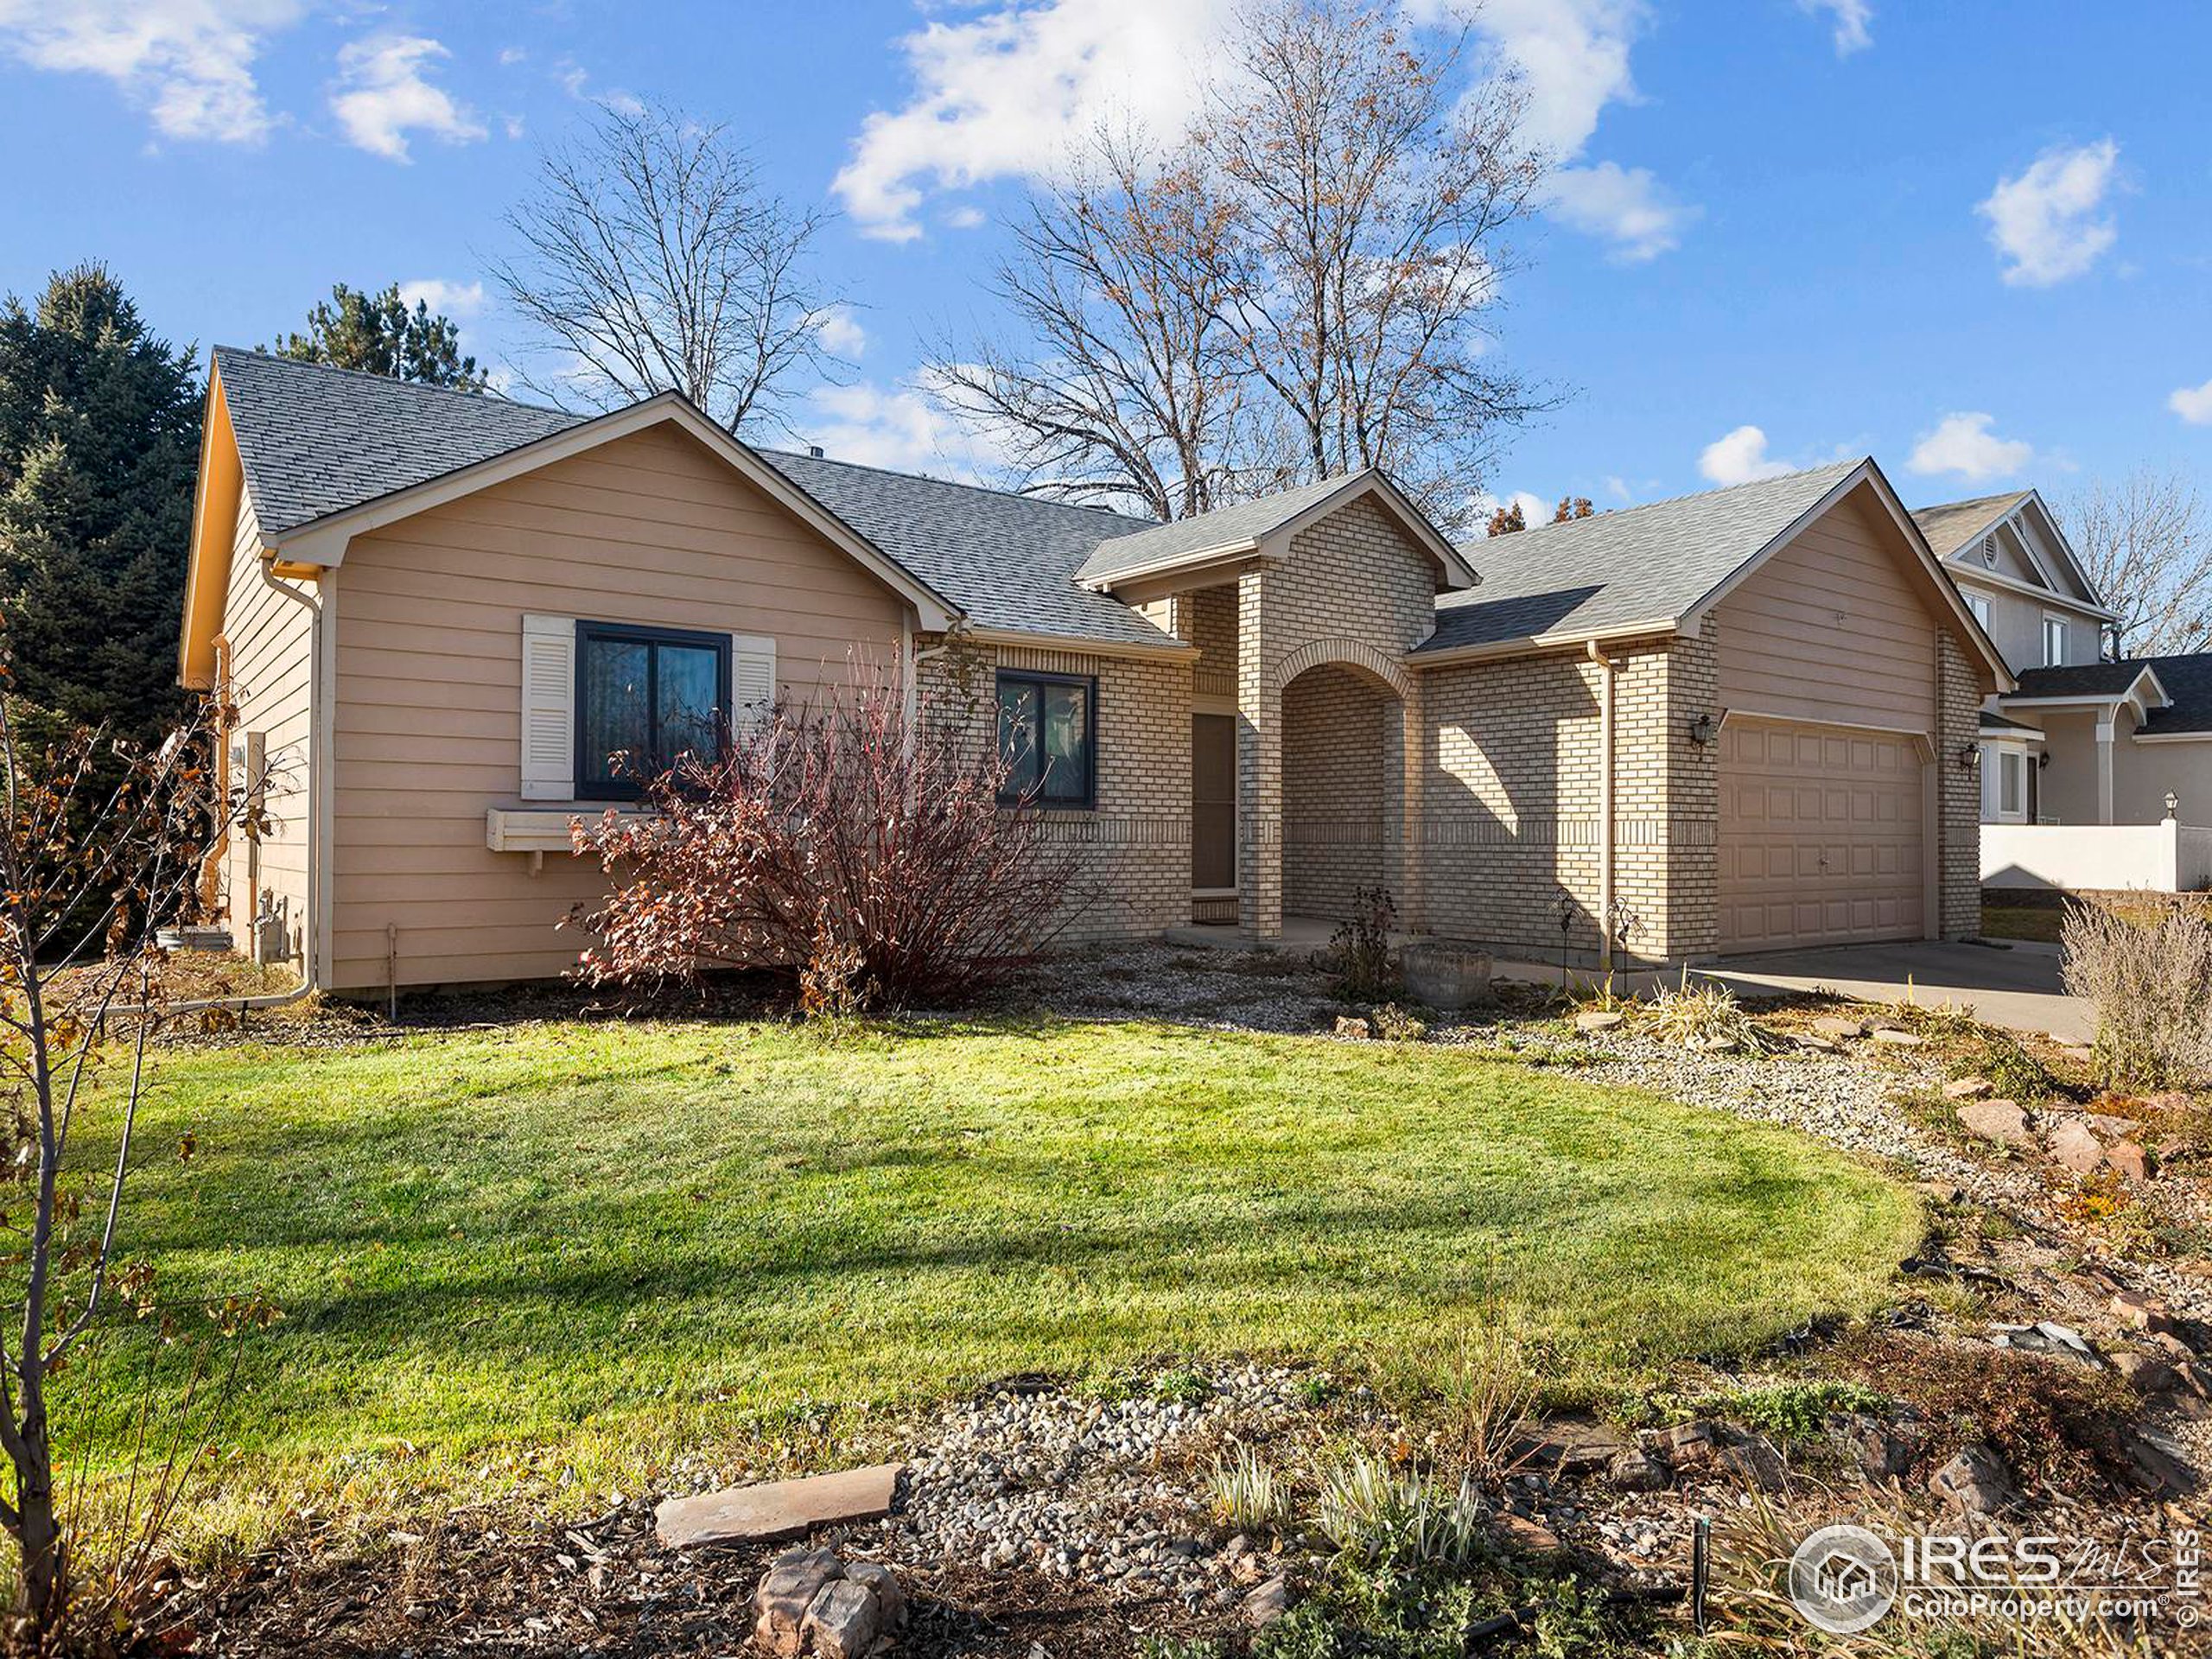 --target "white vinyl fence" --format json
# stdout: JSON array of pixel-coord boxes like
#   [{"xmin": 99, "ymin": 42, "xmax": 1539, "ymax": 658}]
[{"xmin": 1981, "ymin": 819, "xmax": 2212, "ymax": 893}]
